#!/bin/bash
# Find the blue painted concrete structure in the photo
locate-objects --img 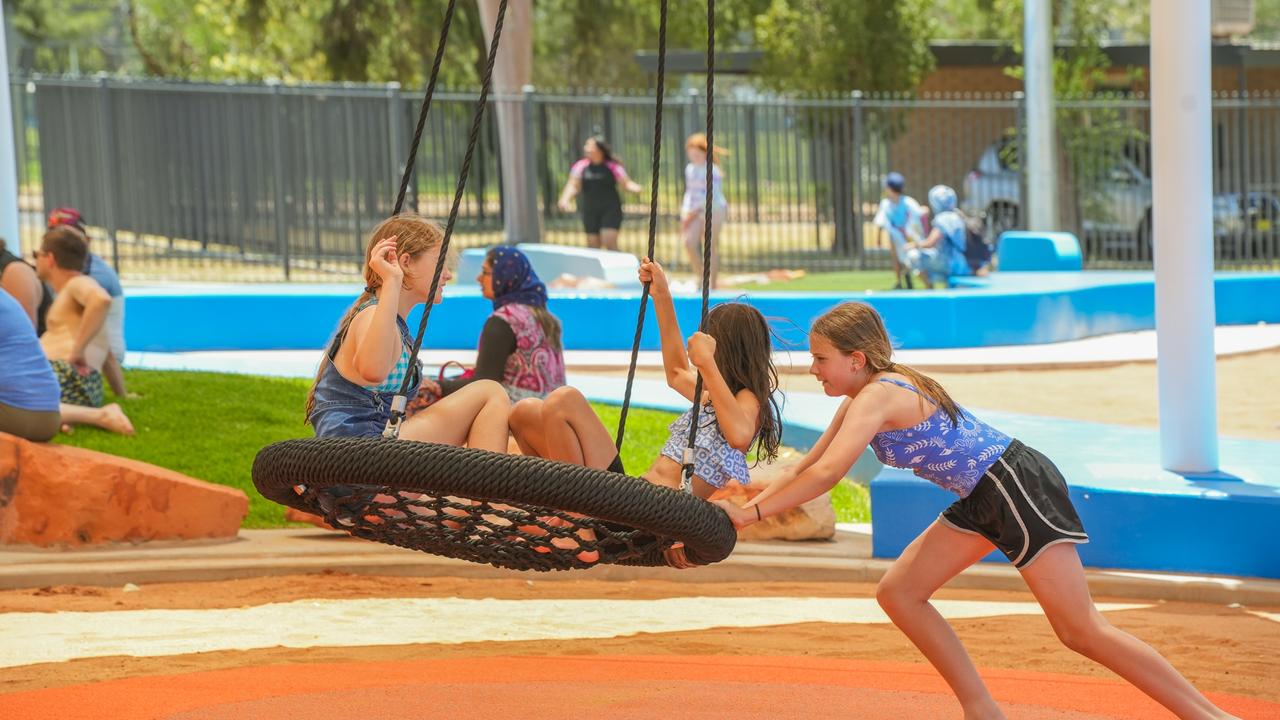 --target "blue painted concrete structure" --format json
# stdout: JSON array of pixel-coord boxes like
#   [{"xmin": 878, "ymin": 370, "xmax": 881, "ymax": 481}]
[
  {"xmin": 123, "ymin": 272, "xmax": 1280, "ymax": 353},
  {"xmin": 996, "ymin": 231, "xmax": 1084, "ymax": 271}
]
